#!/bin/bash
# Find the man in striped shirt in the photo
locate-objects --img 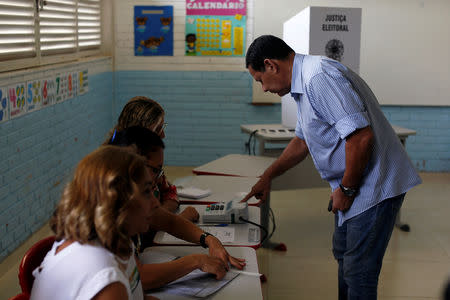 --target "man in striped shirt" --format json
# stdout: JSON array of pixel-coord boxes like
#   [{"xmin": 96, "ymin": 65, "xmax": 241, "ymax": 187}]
[{"xmin": 242, "ymin": 35, "xmax": 421, "ymax": 300}]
